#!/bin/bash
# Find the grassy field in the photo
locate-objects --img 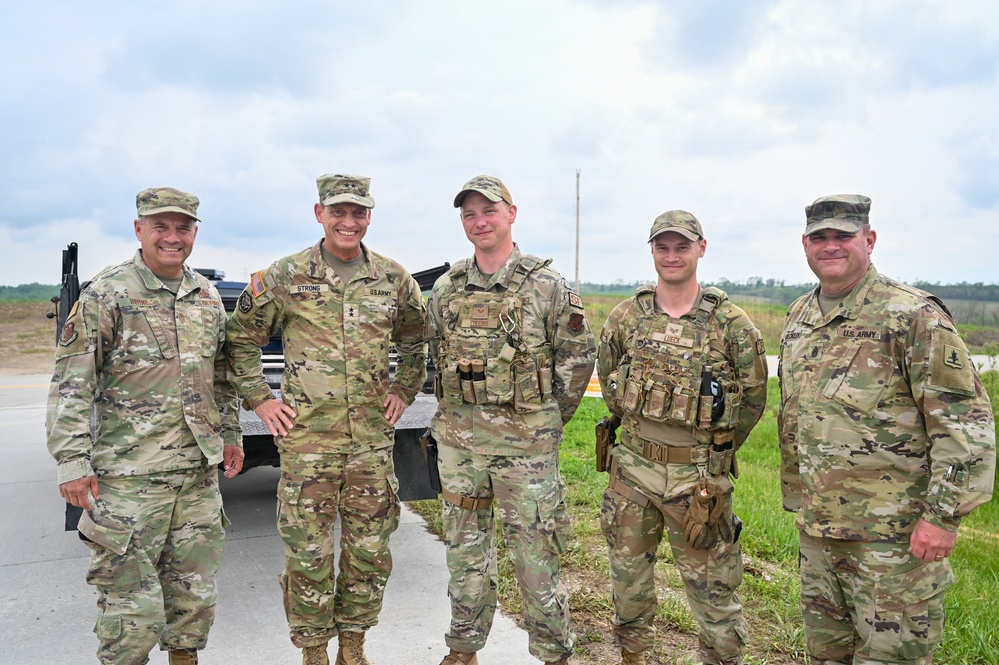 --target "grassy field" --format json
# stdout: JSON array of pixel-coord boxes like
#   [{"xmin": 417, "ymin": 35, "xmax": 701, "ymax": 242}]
[{"xmin": 411, "ymin": 375, "xmax": 999, "ymax": 664}]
